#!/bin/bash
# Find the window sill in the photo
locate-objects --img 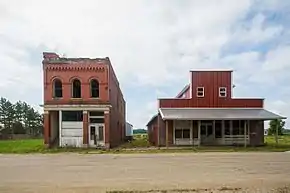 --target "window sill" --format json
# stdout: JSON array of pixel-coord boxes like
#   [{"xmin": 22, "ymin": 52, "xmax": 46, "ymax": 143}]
[
  {"xmin": 89, "ymin": 97, "xmax": 100, "ymax": 99},
  {"xmin": 52, "ymin": 97, "xmax": 63, "ymax": 100},
  {"xmin": 70, "ymin": 98, "xmax": 83, "ymax": 100}
]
